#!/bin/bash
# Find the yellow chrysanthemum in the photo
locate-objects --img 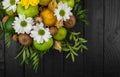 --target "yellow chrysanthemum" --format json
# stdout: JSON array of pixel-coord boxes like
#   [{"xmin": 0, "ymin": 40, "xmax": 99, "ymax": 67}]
[
  {"xmin": 21, "ymin": 0, "xmax": 39, "ymax": 9},
  {"xmin": 29, "ymin": 0, "xmax": 39, "ymax": 6}
]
